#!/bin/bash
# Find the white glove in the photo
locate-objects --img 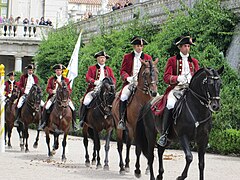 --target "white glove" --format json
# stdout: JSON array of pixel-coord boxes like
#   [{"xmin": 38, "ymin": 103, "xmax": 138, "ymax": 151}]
[
  {"xmin": 127, "ymin": 76, "xmax": 134, "ymax": 83},
  {"xmin": 177, "ymin": 75, "xmax": 187, "ymax": 83},
  {"xmin": 94, "ymin": 80, "xmax": 101, "ymax": 86},
  {"xmin": 8, "ymin": 94, "xmax": 12, "ymax": 98},
  {"xmin": 52, "ymin": 89, "xmax": 56, "ymax": 94}
]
